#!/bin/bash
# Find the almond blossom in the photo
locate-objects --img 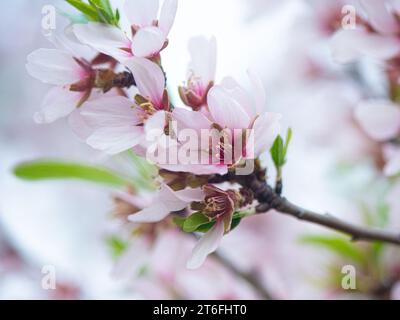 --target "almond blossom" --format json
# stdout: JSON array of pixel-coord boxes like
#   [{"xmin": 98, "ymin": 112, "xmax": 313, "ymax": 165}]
[
  {"xmin": 186, "ymin": 185, "xmax": 241, "ymax": 270},
  {"xmin": 169, "ymin": 72, "xmax": 282, "ymax": 174},
  {"xmin": 73, "ymin": 0, "xmax": 178, "ymax": 62},
  {"xmin": 330, "ymin": 0, "xmax": 400, "ymax": 63},
  {"xmin": 78, "ymin": 57, "xmax": 170, "ymax": 154},
  {"xmin": 26, "ymin": 35, "xmax": 99, "ymax": 124},
  {"xmin": 178, "ymin": 36, "xmax": 217, "ymax": 111}
]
